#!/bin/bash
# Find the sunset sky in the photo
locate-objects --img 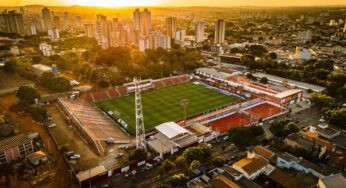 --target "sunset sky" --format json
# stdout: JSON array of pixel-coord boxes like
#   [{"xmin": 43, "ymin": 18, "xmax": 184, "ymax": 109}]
[{"xmin": 0, "ymin": 0, "xmax": 345, "ymax": 7}]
